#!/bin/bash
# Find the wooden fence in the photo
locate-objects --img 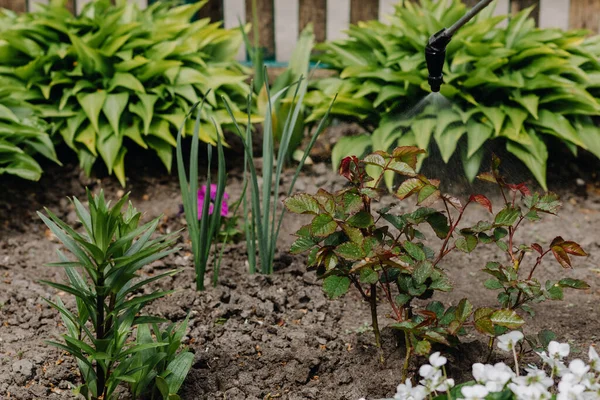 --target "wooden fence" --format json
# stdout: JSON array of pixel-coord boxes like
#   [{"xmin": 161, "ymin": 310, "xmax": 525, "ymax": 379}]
[{"xmin": 1, "ymin": 0, "xmax": 599, "ymax": 62}]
